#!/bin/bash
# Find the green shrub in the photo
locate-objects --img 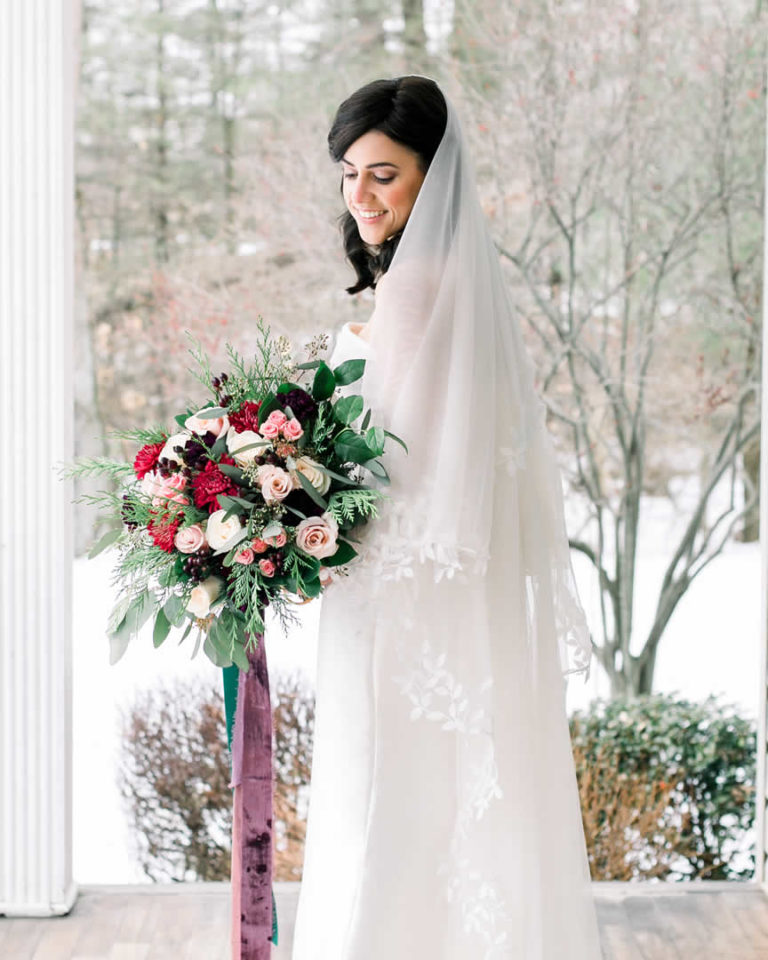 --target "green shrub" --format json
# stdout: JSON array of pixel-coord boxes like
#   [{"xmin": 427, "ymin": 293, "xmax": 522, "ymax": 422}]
[{"xmin": 570, "ymin": 693, "xmax": 755, "ymax": 881}]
